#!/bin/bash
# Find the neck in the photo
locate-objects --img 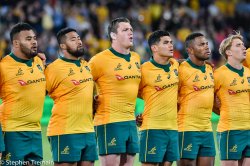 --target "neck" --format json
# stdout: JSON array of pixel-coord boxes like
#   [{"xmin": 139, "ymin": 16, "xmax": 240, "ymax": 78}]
[
  {"xmin": 153, "ymin": 54, "xmax": 170, "ymax": 65},
  {"xmin": 111, "ymin": 43, "xmax": 130, "ymax": 55},
  {"xmin": 189, "ymin": 55, "xmax": 205, "ymax": 66},
  {"xmin": 228, "ymin": 59, "xmax": 242, "ymax": 70},
  {"xmin": 62, "ymin": 51, "xmax": 78, "ymax": 60},
  {"xmin": 12, "ymin": 49, "xmax": 30, "ymax": 60}
]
